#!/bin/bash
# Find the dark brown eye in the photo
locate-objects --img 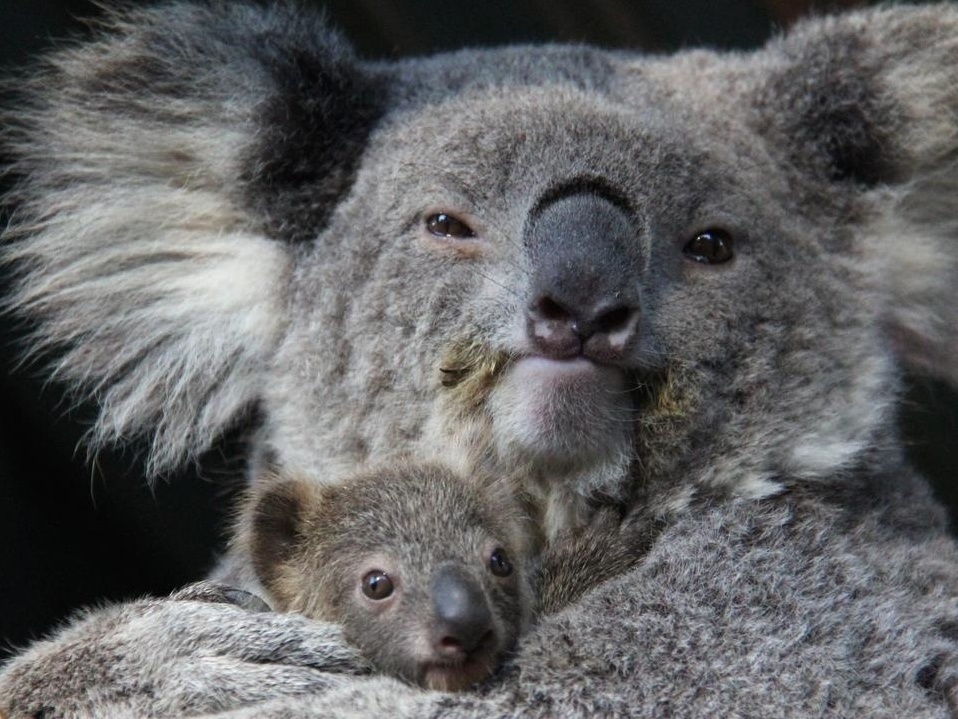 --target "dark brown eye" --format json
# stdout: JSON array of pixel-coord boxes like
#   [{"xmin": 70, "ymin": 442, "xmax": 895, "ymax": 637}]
[
  {"xmin": 488, "ymin": 548, "xmax": 513, "ymax": 578},
  {"xmin": 683, "ymin": 229, "xmax": 734, "ymax": 264},
  {"xmin": 362, "ymin": 570, "xmax": 394, "ymax": 600},
  {"xmin": 426, "ymin": 213, "xmax": 475, "ymax": 239}
]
